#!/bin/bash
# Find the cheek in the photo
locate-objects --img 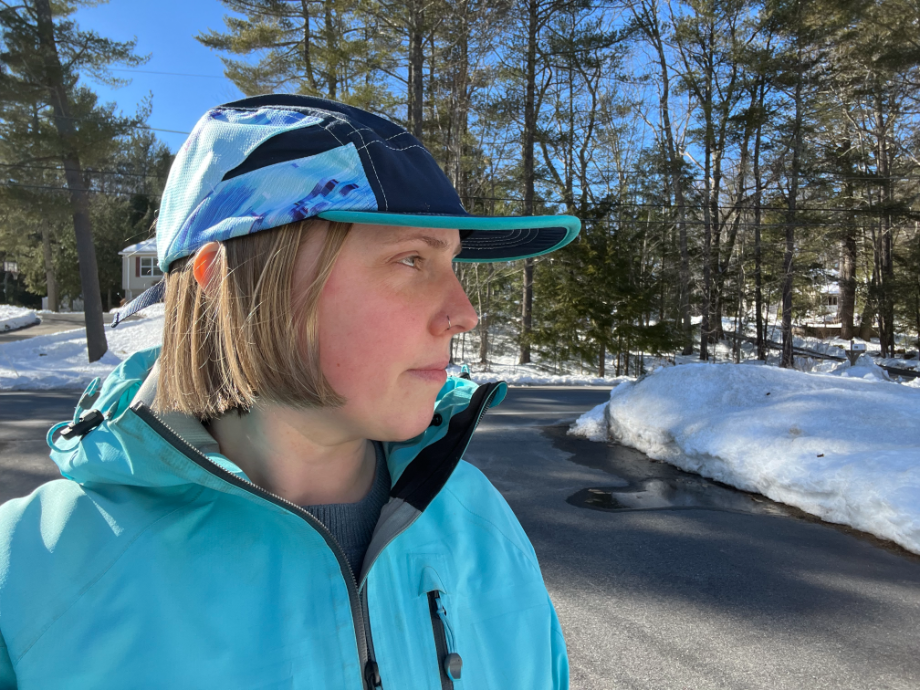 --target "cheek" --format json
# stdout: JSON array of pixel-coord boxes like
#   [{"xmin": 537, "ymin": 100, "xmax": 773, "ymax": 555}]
[{"xmin": 316, "ymin": 274, "xmax": 426, "ymax": 399}]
